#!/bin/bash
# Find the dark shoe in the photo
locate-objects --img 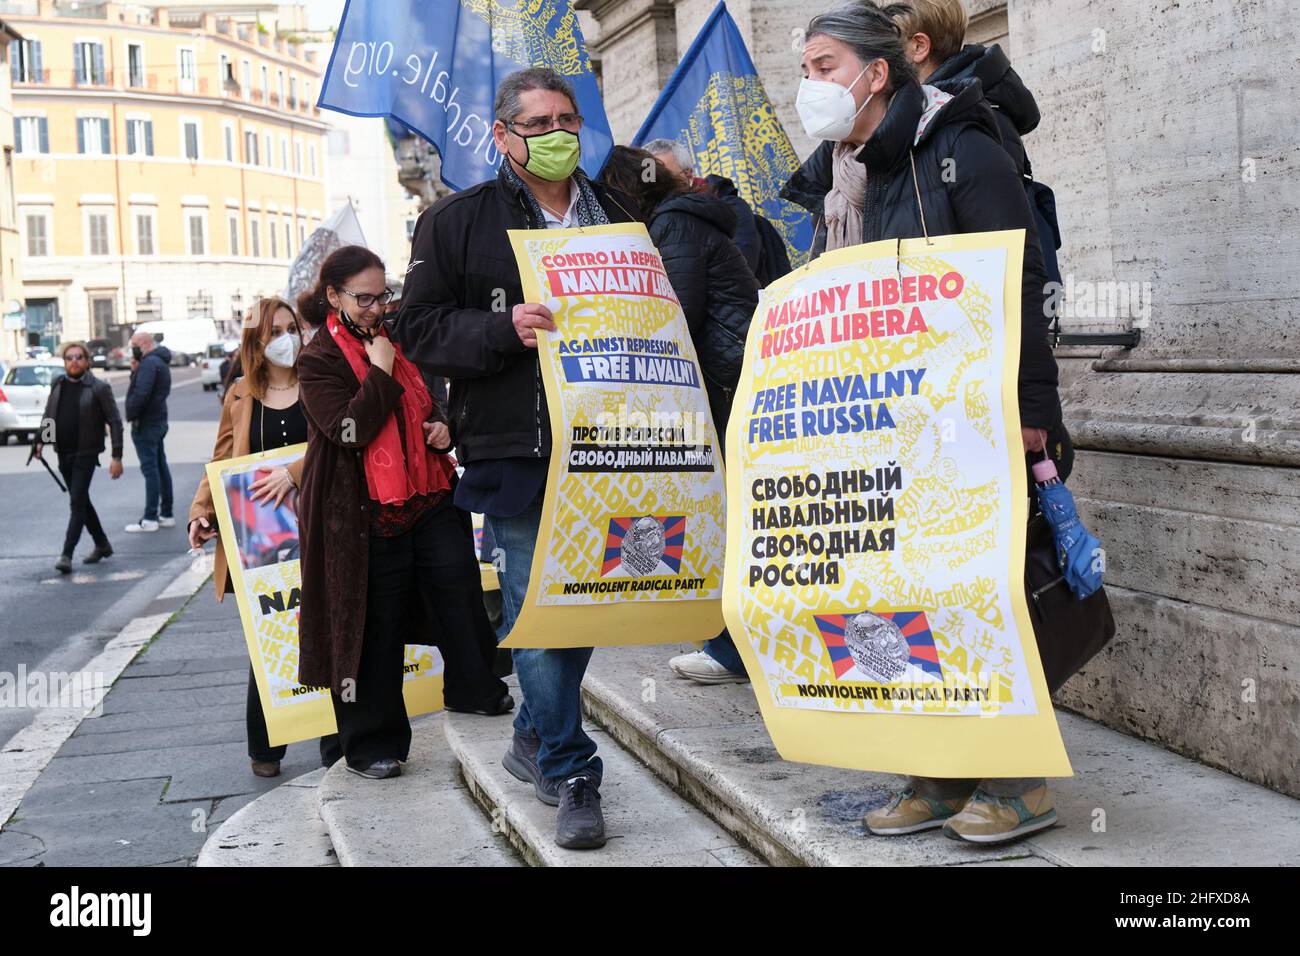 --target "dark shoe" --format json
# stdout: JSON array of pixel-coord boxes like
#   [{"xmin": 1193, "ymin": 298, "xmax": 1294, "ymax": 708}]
[
  {"xmin": 346, "ymin": 758, "xmax": 401, "ymax": 780},
  {"xmin": 556, "ymin": 775, "xmax": 606, "ymax": 849},
  {"xmin": 83, "ymin": 544, "xmax": 113, "ymax": 564},
  {"xmin": 445, "ymin": 691, "xmax": 514, "ymax": 717},
  {"xmin": 54, "ymin": 555, "xmax": 72, "ymax": 575},
  {"xmin": 502, "ymin": 733, "xmax": 560, "ymax": 806},
  {"xmin": 251, "ymin": 759, "xmax": 281, "ymax": 778}
]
